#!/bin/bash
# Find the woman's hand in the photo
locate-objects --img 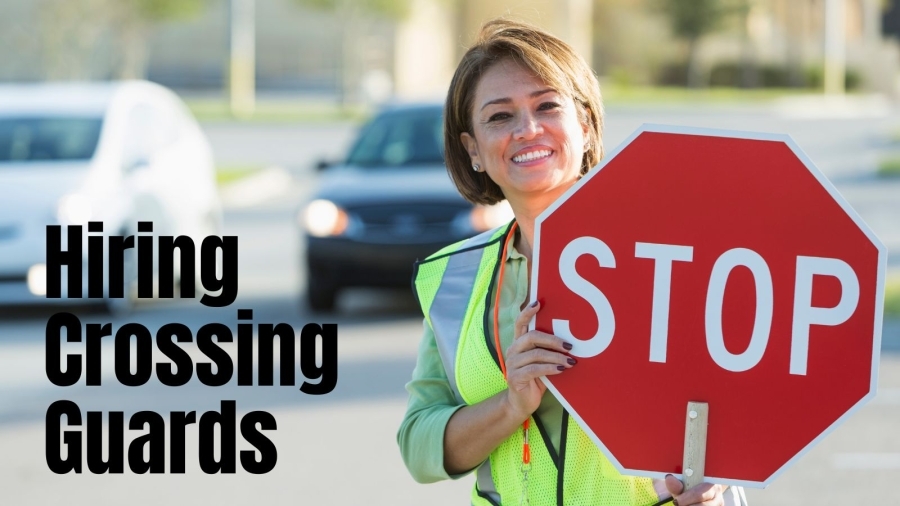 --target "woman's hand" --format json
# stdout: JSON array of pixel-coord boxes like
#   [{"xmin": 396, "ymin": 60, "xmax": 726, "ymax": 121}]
[
  {"xmin": 441, "ymin": 300, "xmax": 575, "ymax": 474},
  {"xmin": 503, "ymin": 300, "xmax": 575, "ymax": 420},
  {"xmin": 664, "ymin": 475, "xmax": 727, "ymax": 506}
]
